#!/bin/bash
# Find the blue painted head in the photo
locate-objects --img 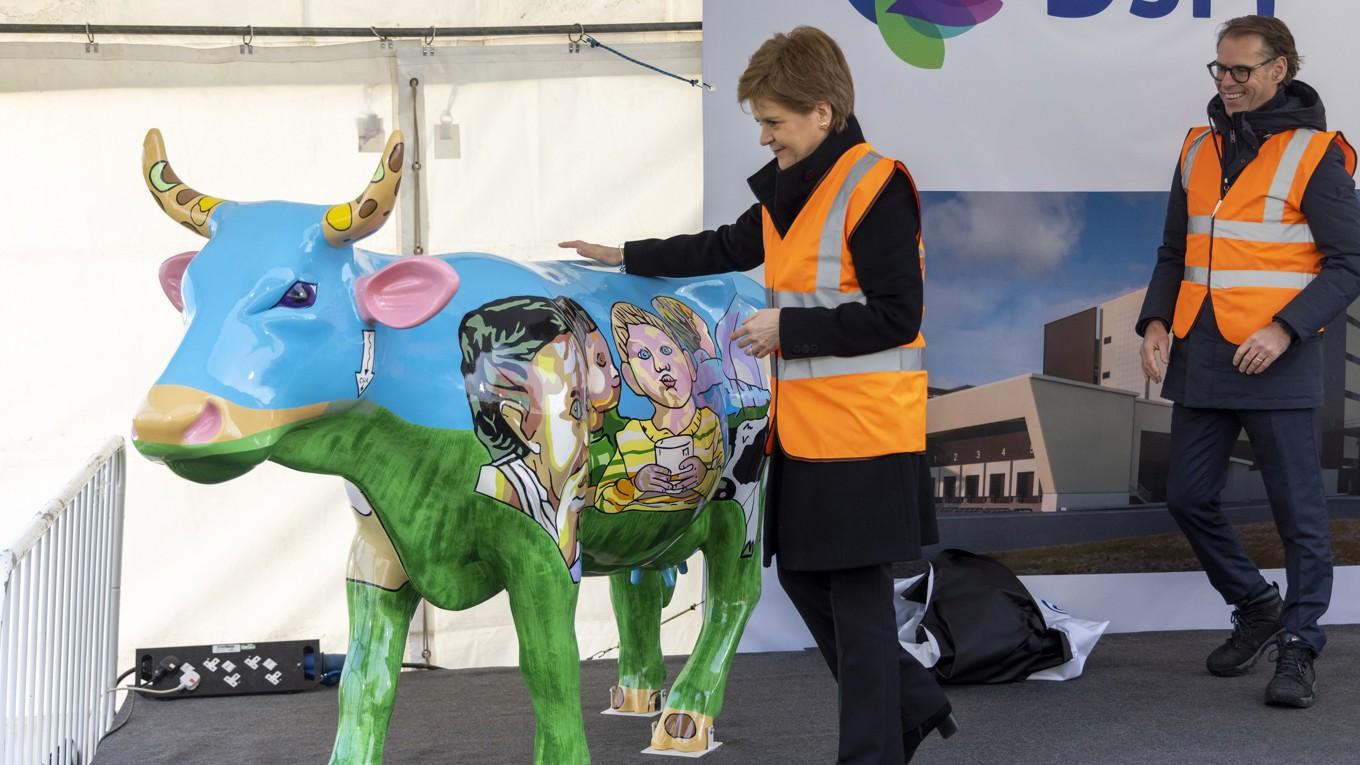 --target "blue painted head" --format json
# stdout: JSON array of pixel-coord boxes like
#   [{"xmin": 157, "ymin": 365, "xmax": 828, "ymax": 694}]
[{"xmin": 131, "ymin": 130, "xmax": 457, "ymax": 482}]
